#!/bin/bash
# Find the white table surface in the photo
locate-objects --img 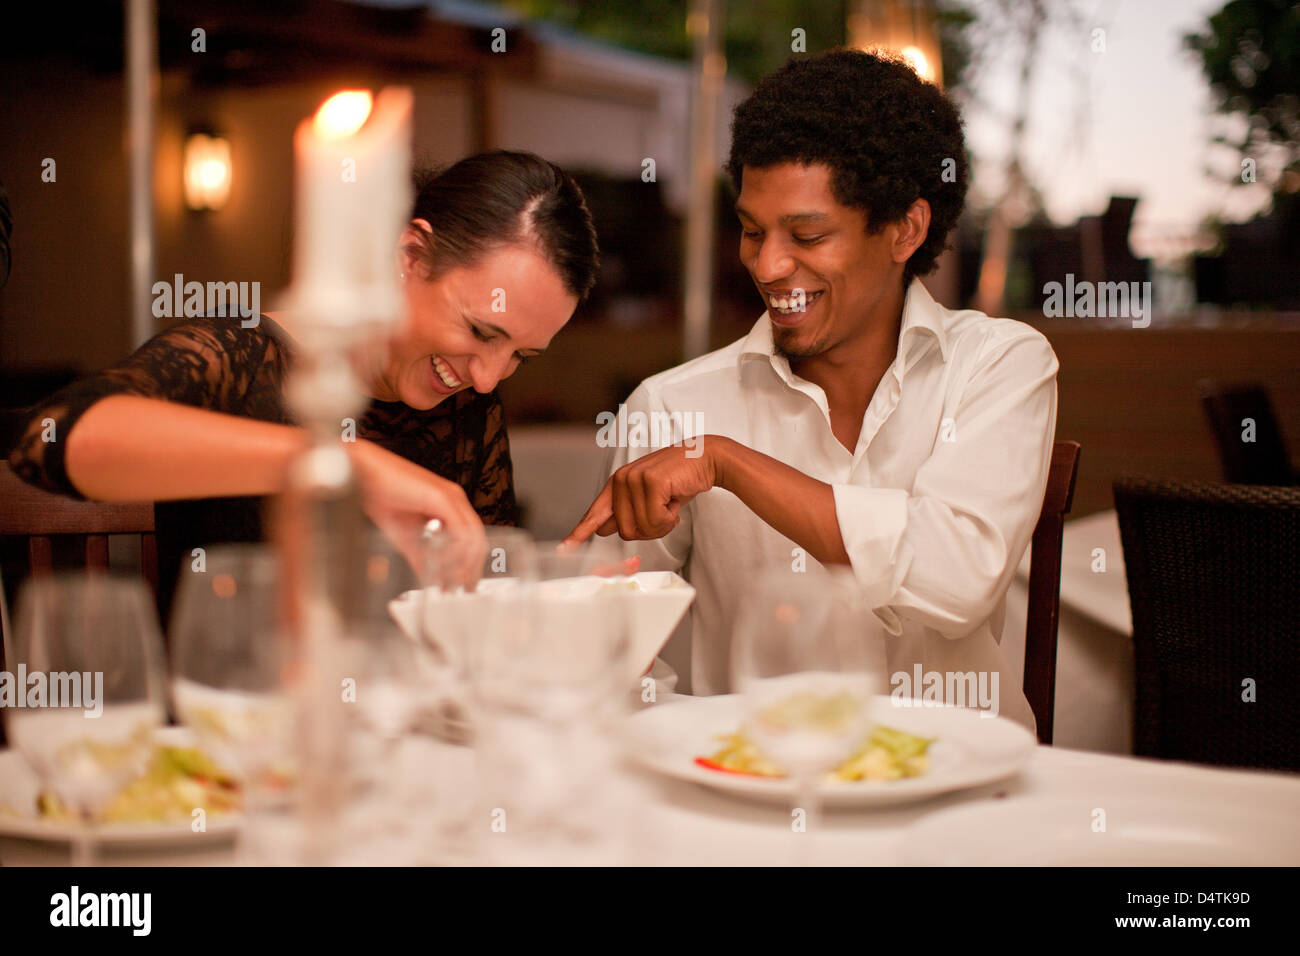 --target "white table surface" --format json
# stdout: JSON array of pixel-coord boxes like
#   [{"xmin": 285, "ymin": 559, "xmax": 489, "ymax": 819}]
[{"xmin": 4, "ymin": 735, "xmax": 1297, "ymax": 866}]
